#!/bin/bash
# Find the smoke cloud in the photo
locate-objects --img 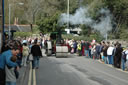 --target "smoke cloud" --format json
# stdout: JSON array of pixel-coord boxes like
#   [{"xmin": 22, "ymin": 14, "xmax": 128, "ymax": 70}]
[
  {"xmin": 59, "ymin": 7, "xmax": 113, "ymax": 36},
  {"xmin": 59, "ymin": 7, "xmax": 93, "ymax": 25}
]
